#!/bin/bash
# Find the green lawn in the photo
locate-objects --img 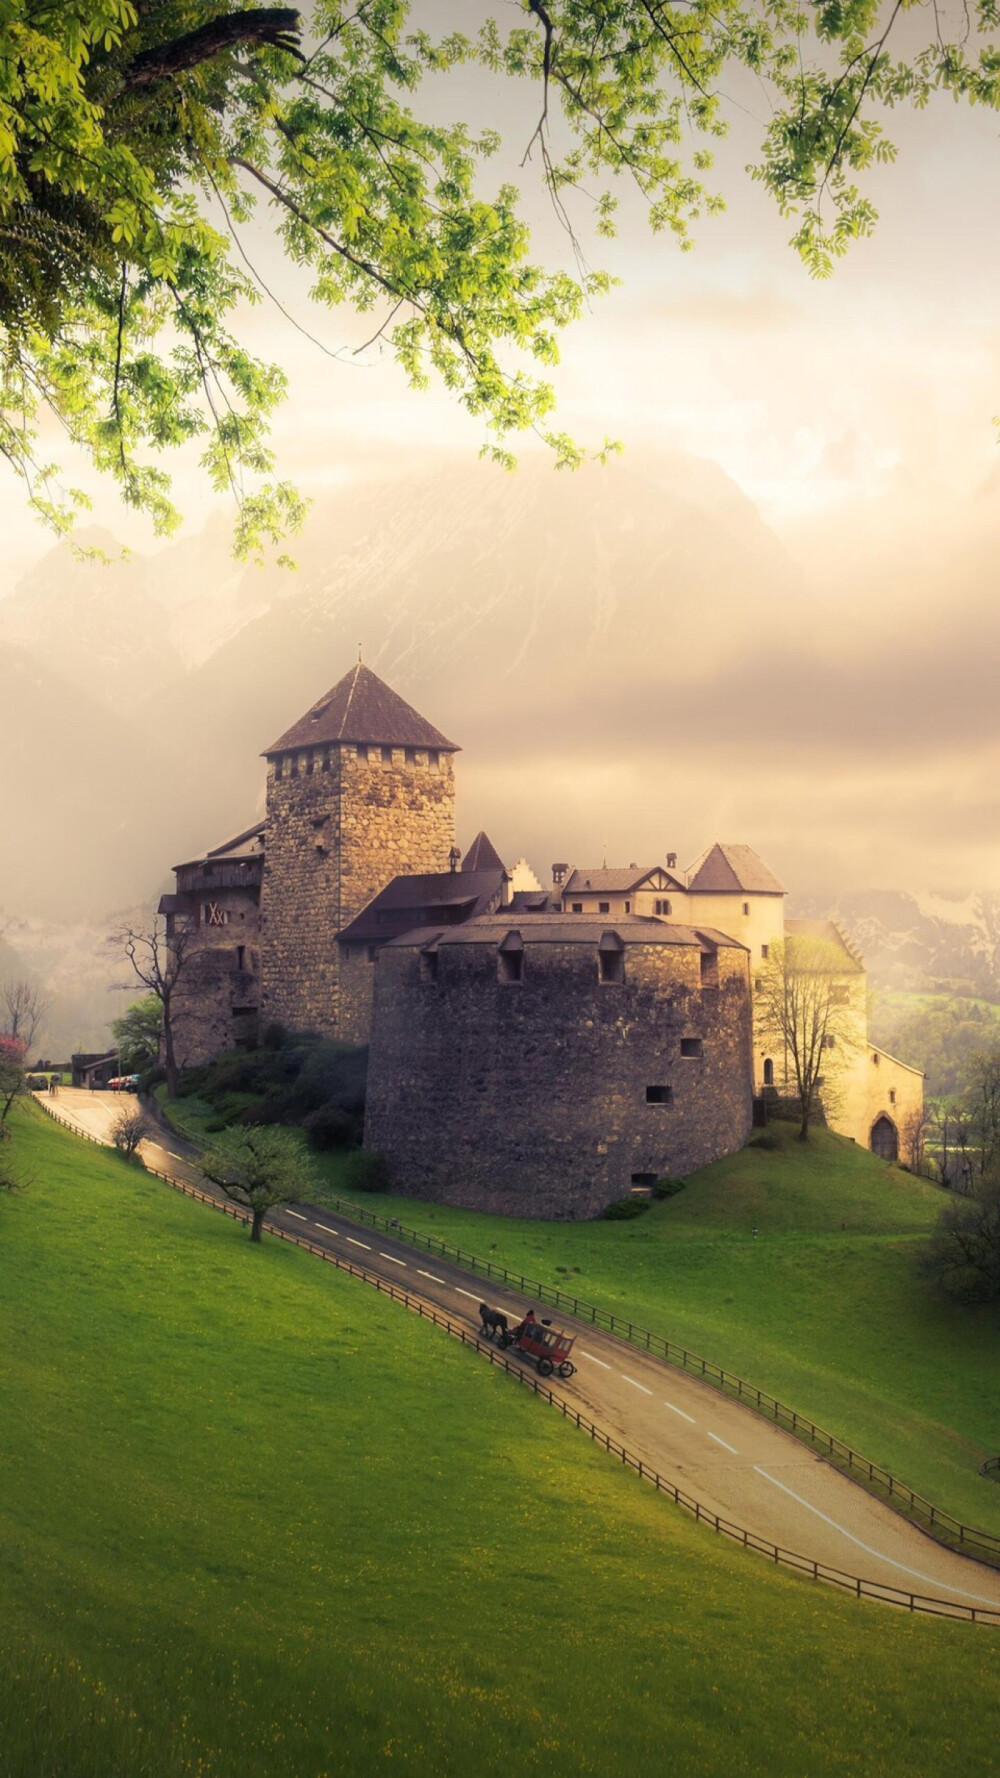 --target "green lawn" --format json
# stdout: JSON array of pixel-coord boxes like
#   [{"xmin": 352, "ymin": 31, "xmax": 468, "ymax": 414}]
[
  {"xmin": 5, "ymin": 1104, "xmax": 1000, "ymax": 1777},
  {"xmin": 303, "ymin": 1125, "xmax": 1000, "ymax": 1532}
]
